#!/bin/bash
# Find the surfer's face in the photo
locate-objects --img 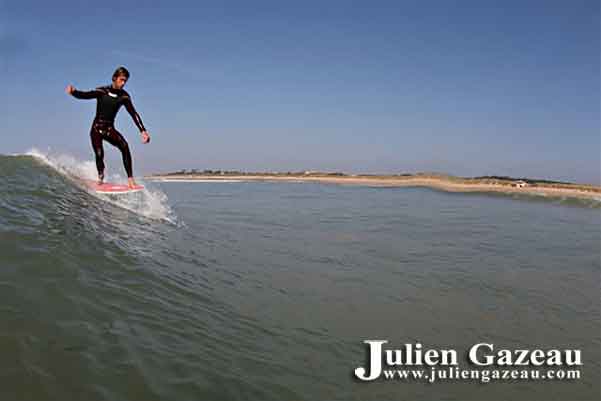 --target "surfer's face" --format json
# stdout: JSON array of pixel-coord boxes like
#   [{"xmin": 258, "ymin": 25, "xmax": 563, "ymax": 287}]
[{"xmin": 112, "ymin": 75, "xmax": 128, "ymax": 89}]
